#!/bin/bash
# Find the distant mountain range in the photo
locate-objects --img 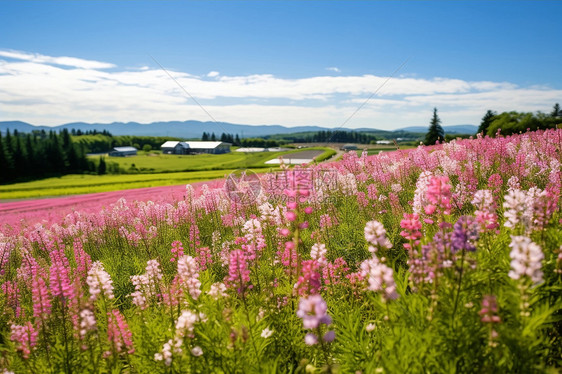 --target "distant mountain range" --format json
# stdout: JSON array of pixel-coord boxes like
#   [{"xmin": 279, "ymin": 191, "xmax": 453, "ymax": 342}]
[{"xmin": 0, "ymin": 120, "xmax": 478, "ymax": 138}]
